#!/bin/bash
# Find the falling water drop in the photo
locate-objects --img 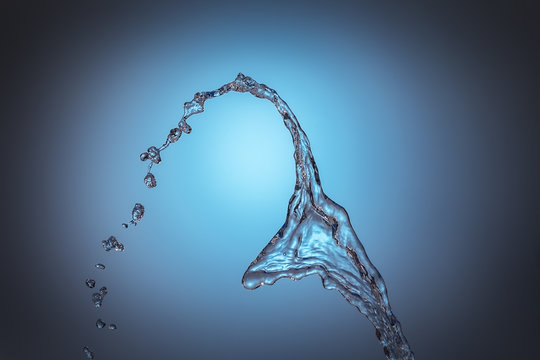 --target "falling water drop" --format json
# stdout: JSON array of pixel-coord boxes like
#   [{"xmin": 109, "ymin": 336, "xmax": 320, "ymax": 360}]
[
  {"xmin": 122, "ymin": 223, "xmax": 128, "ymax": 228},
  {"xmin": 85, "ymin": 279, "xmax": 96, "ymax": 289},
  {"xmin": 91, "ymin": 293, "xmax": 103, "ymax": 308},
  {"xmin": 95, "ymin": 263, "xmax": 105, "ymax": 270},
  {"xmin": 96, "ymin": 319, "xmax": 106, "ymax": 329},
  {"xmin": 131, "ymin": 203, "xmax": 145, "ymax": 224},
  {"xmin": 82, "ymin": 346, "xmax": 95, "ymax": 359},
  {"xmin": 99, "ymin": 286, "xmax": 108, "ymax": 296},
  {"xmin": 140, "ymin": 152, "xmax": 149, "ymax": 161},
  {"xmin": 108, "ymin": 323, "xmax": 118, "ymax": 330},
  {"xmin": 144, "ymin": 173, "xmax": 157, "ymax": 188}
]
